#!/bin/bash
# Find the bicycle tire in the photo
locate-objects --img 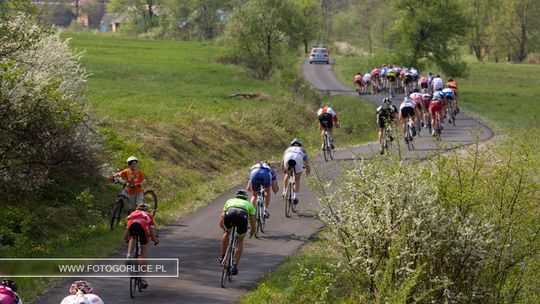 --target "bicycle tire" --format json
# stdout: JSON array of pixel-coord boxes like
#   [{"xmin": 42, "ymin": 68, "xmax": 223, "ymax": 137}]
[
  {"xmin": 285, "ymin": 182, "xmax": 292, "ymax": 218},
  {"xmin": 290, "ymin": 180, "xmax": 297, "ymax": 213},
  {"xmin": 259, "ymin": 191, "xmax": 266, "ymax": 233},
  {"xmin": 143, "ymin": 190, "xmax": 158, "ymax": 216},
  {"xmin": 129, "ymin": 234, "xmax": 141, "ymax": 298},
  {"xmin": 110, "ymin": 198, "xmax": 124, "ymax": 231},
  {"xmin": 130, "ymin": 277, "xmax": 138, "ymax": 298}
]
